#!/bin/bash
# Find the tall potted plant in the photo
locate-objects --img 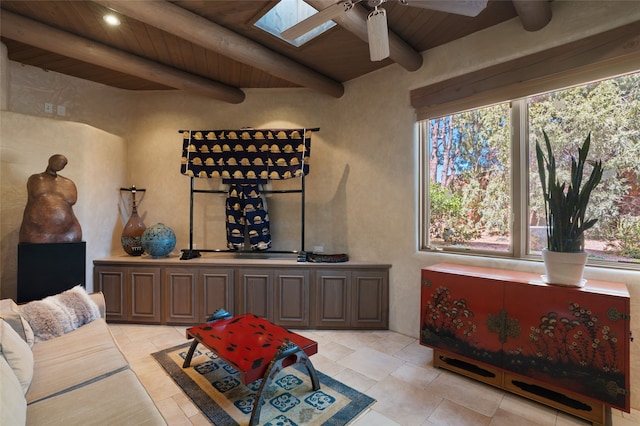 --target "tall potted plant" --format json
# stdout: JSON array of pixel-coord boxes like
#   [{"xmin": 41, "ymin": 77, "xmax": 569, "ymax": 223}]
[{"xmin": 535, "ymin": 131, "xmax": 604, "ymax": 286}]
